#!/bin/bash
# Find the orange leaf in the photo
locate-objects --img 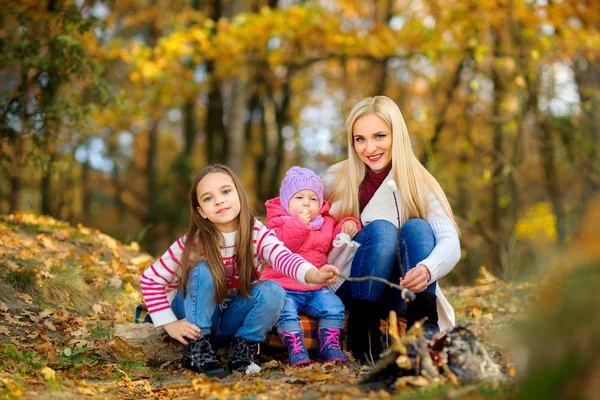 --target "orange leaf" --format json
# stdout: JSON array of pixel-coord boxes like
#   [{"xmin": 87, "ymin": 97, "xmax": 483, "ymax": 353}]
[
  {"xmin": 44, "ymin": 320, "xmax": 57, "ymax": 331},
  {"xmin": 470, "ymin": 307, "xmax": 483, "ymax": 318},
  {"xmin": 41, "ymin": 366, "xmax": 57, "ymax": 381},
  {"xmin": 0, "ymin": 378, "xmax": 24, "ymax": 397}
]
